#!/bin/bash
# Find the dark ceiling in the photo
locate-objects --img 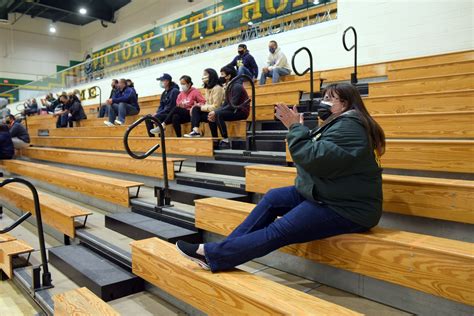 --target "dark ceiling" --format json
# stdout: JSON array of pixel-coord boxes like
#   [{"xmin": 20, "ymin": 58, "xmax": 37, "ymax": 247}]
[{"xmin": 2, "ymin": 0, "xmax": 131, "ymax": 25}]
